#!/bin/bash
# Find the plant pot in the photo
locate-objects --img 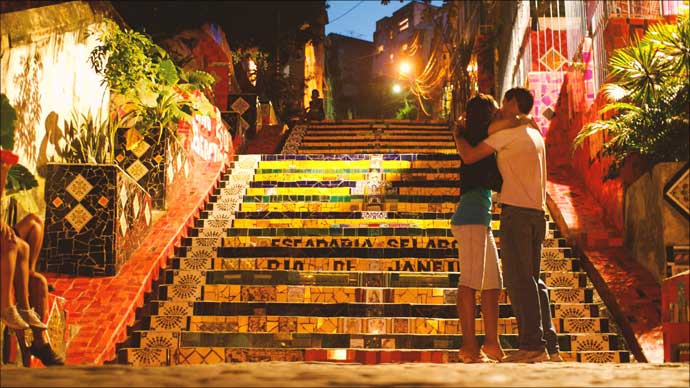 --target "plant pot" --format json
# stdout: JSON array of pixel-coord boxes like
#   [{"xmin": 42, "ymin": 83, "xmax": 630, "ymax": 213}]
[
  {"xmin": 114, "ymin": 127, "xmax": 190, "ymax": 210},
  {"xmin": 41, "ymin": 163, "xmax": 153, "ymax": 276}
]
